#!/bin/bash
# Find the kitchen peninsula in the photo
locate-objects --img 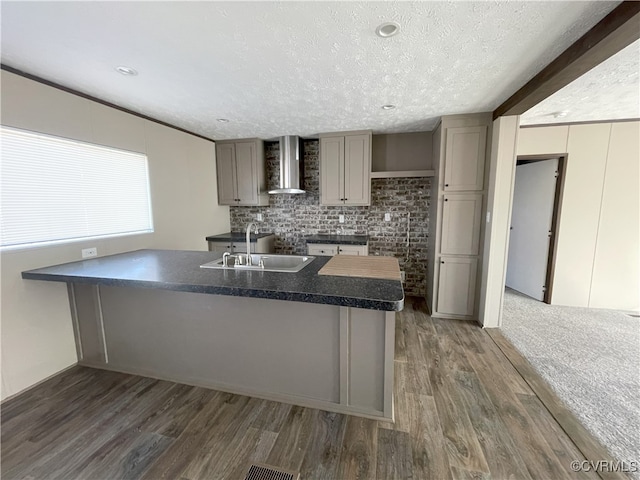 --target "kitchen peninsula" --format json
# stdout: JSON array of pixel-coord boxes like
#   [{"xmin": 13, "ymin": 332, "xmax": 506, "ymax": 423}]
[{"xmin": 22, "ymin": 249, "xmax": 403, "ymax": 421}]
